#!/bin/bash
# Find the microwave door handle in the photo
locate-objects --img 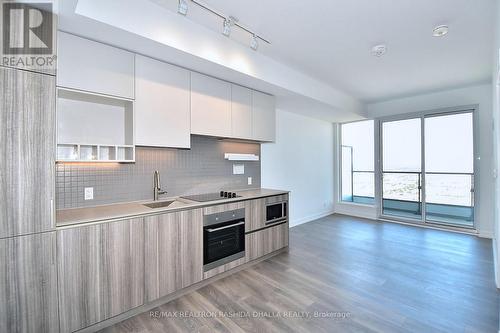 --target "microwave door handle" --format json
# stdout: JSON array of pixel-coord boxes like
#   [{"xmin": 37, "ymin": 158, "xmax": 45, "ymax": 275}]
[{"xmin": 206, "ymin": 221, "xmax": 245, "ymax": 232}]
